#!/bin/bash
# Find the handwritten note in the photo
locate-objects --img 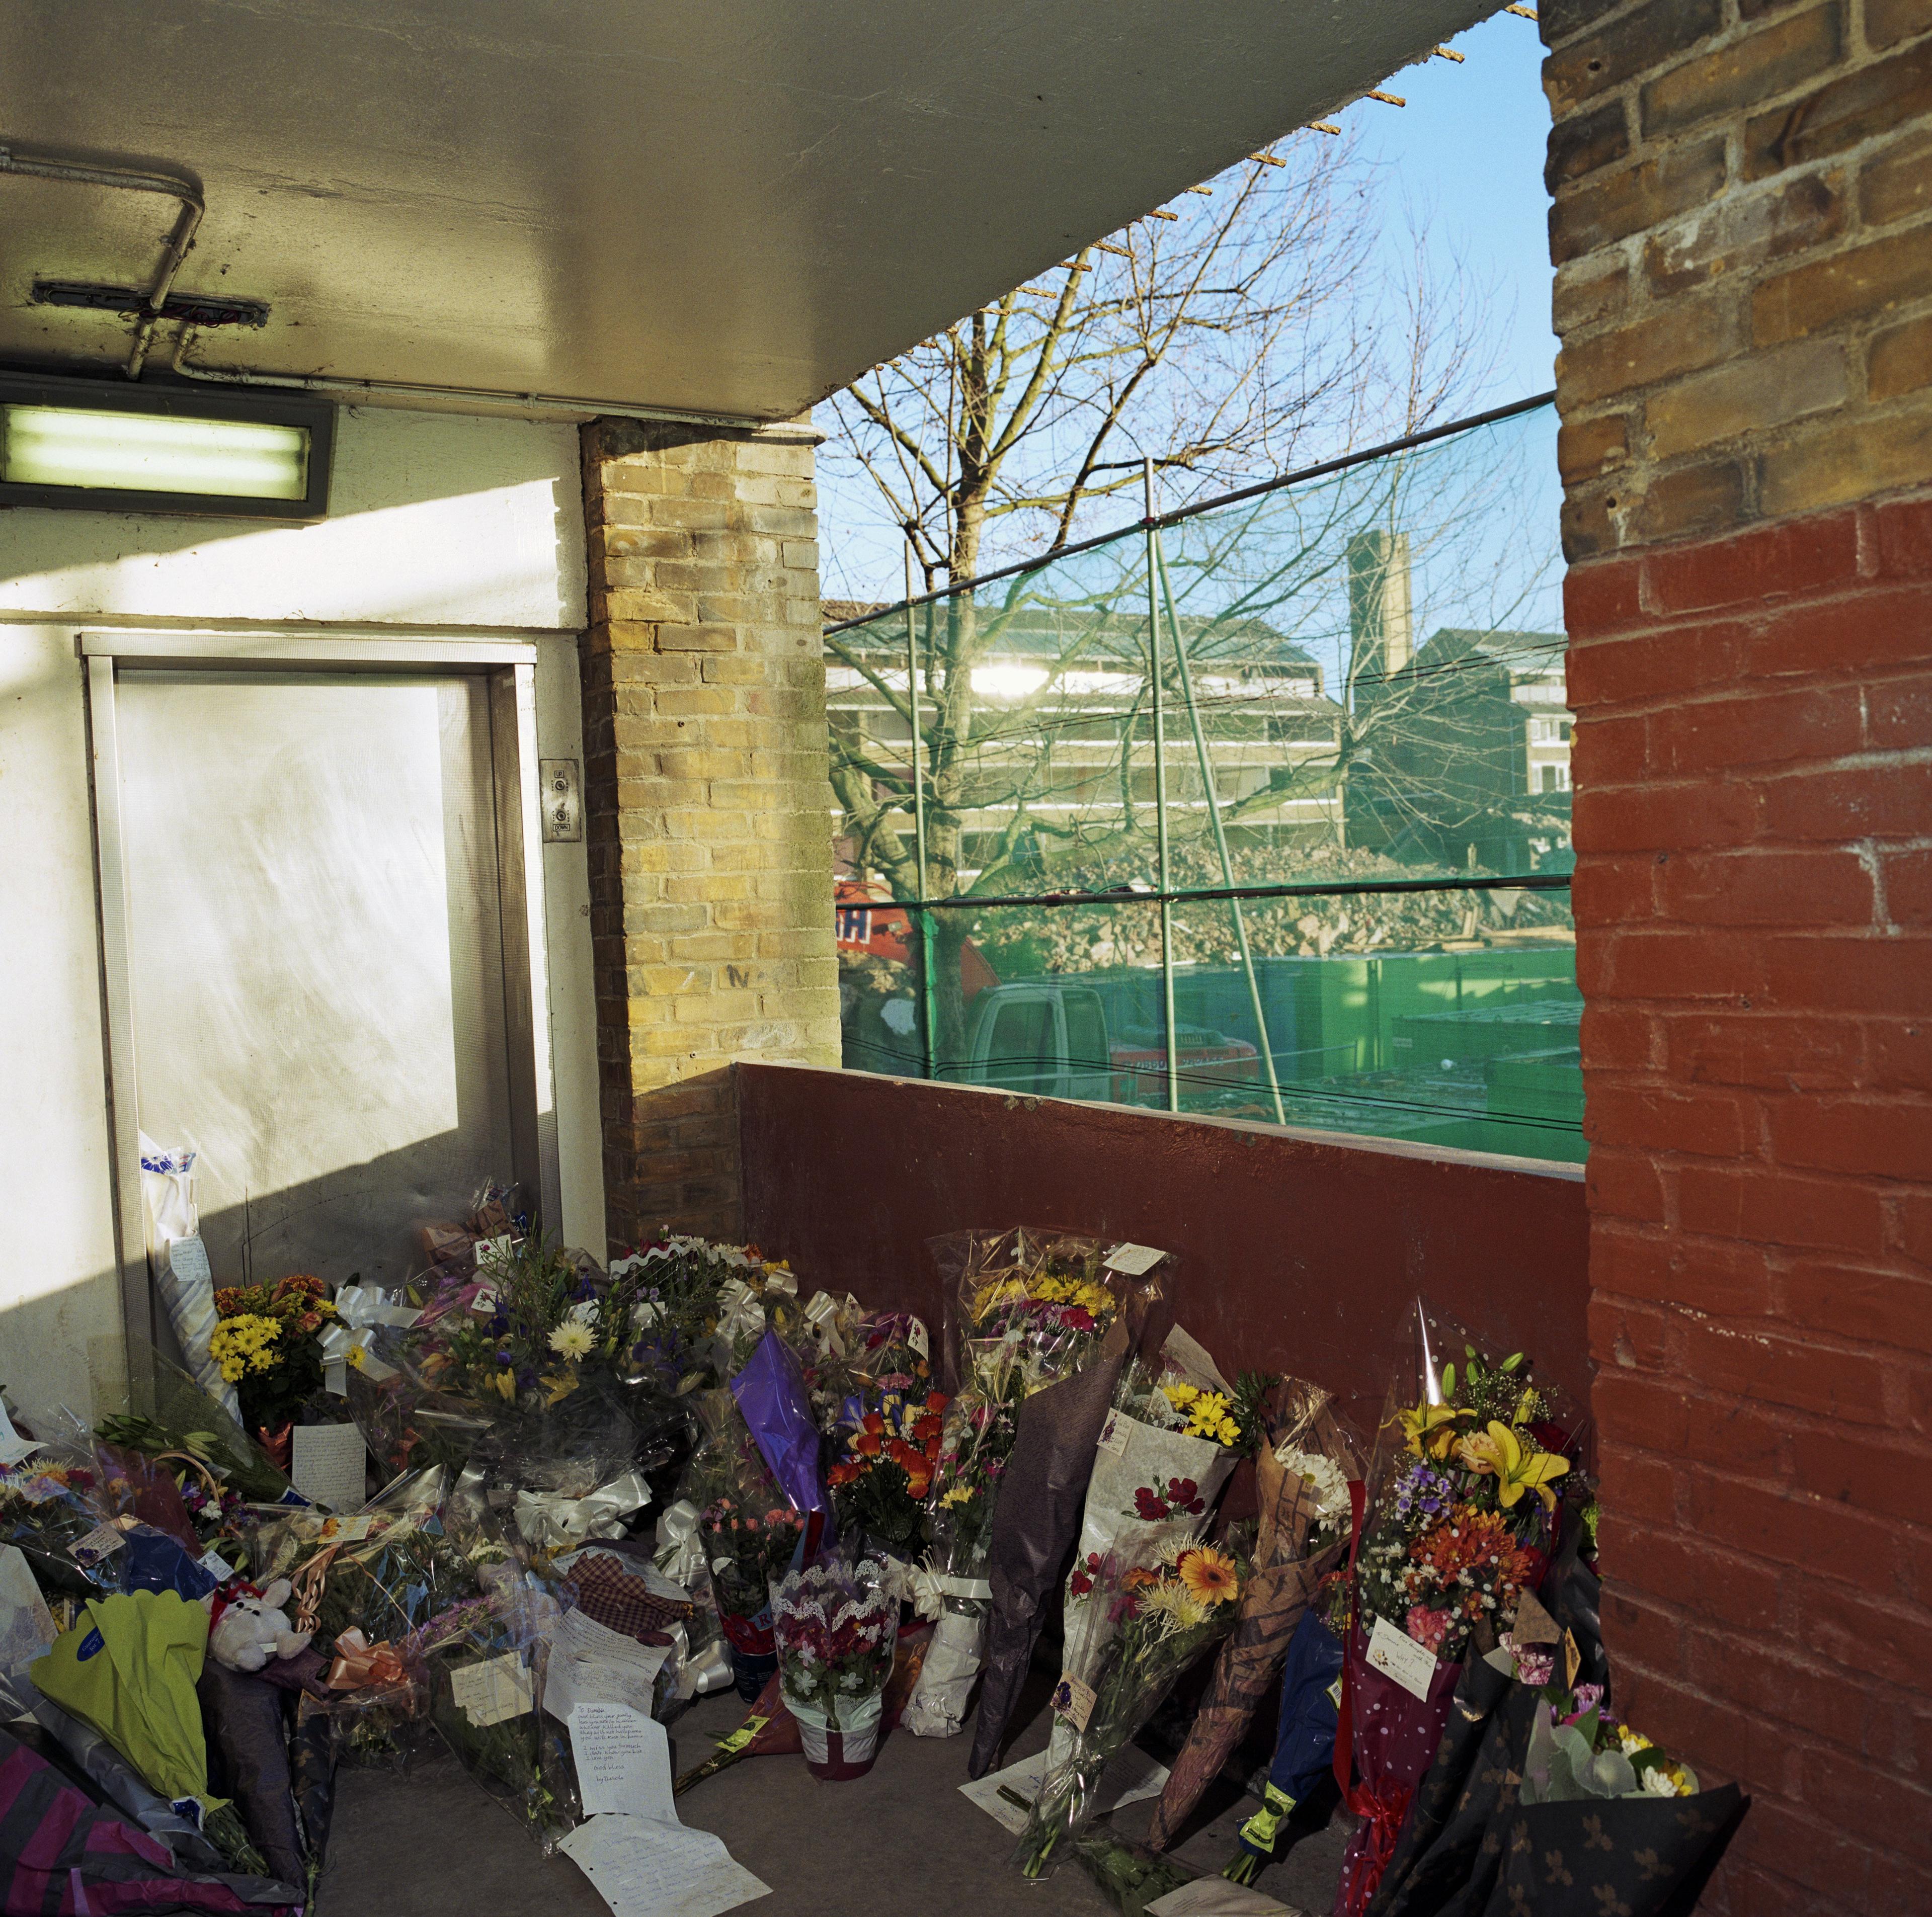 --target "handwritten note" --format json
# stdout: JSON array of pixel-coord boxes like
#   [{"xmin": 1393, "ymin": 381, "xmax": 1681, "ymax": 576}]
[
  {"xmin": 1366, "ymin": 1613, "xmax": 1439, "ymax": 1702},
  {"xmin": 570, "ymin": 1702, "xmax": 673, "ymax": 1819},
  {"xmin": 1103, "ymin": 1241, "xmax": 1167, "ymax": 1276},
  {"xmin": 544, "ymin": 1606, "xmax": 672, "ymax": 1721},
  {"xmin": 290, "ymin": 1423, "xmax": 368, "ymax": 1514},
  {"xmin": 559, "ymin": 1814, "xmax": 769, "ymax": 1917},
  {"xmin": 451, "ymin": 1651, "xmax": 533, "ymax": 1727}
]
